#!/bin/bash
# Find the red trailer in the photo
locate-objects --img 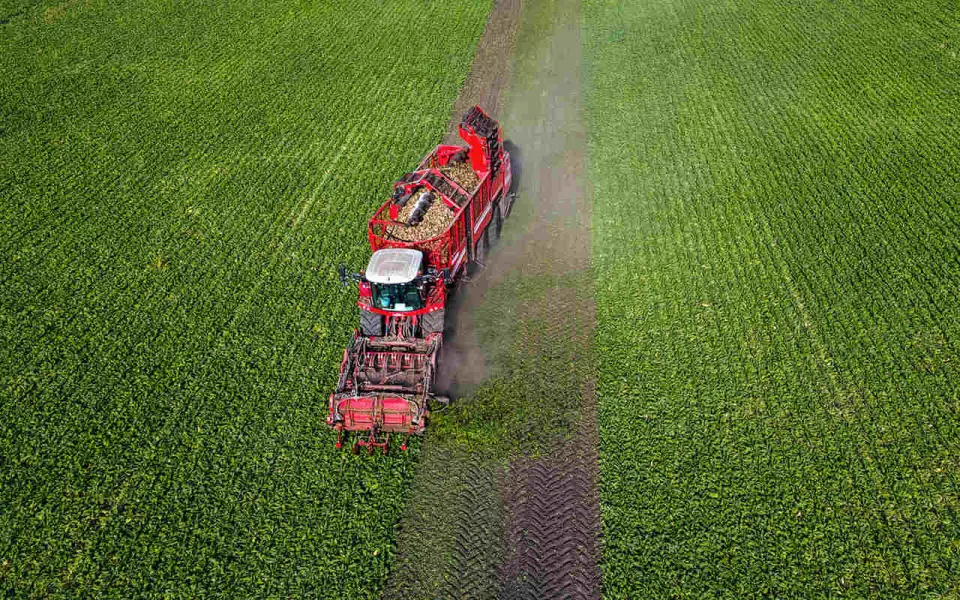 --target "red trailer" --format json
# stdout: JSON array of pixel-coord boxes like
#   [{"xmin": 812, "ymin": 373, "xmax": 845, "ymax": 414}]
[{"xmin": 328, "ymin": 106, "xmax": 512, "ymax": 453}]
